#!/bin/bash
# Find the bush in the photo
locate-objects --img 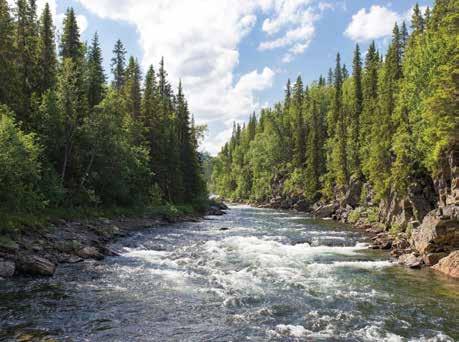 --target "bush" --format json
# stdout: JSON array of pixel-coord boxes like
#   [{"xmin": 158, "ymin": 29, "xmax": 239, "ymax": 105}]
[{"xmin": 0, "ymin": 106, "xmax": 45, "ymax": 212}]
